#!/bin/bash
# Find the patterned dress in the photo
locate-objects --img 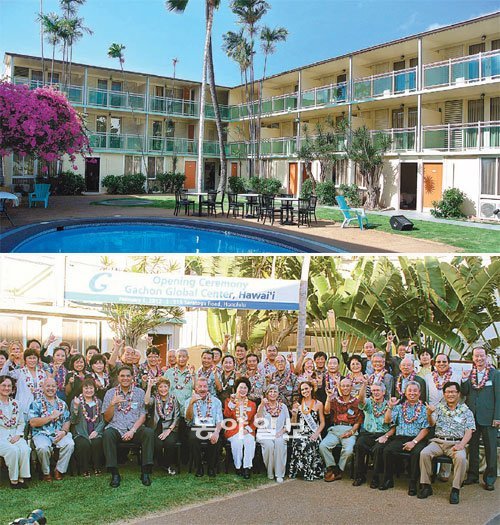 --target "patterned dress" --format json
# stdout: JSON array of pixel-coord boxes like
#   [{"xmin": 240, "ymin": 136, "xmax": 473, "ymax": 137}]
[{"xmin": 288, "ymin": 407, "xmax": 325, "ymax": 481}]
